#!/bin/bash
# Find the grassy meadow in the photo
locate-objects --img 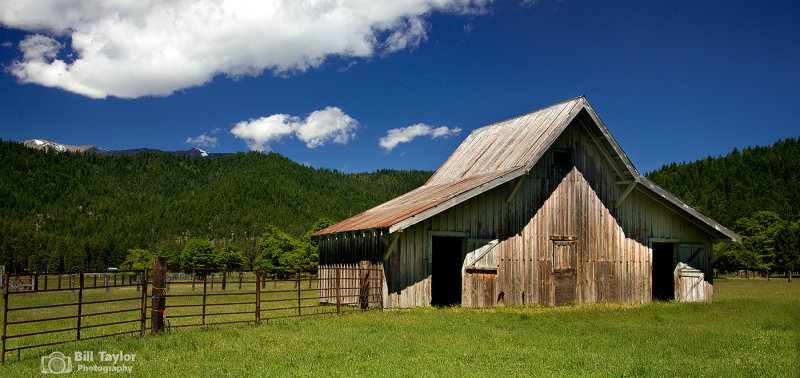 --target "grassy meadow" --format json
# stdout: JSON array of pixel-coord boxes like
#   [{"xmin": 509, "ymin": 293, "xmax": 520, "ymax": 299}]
[{"xmin": 1, "ymin": 279, "xmax": 798, "ymax": 376}]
